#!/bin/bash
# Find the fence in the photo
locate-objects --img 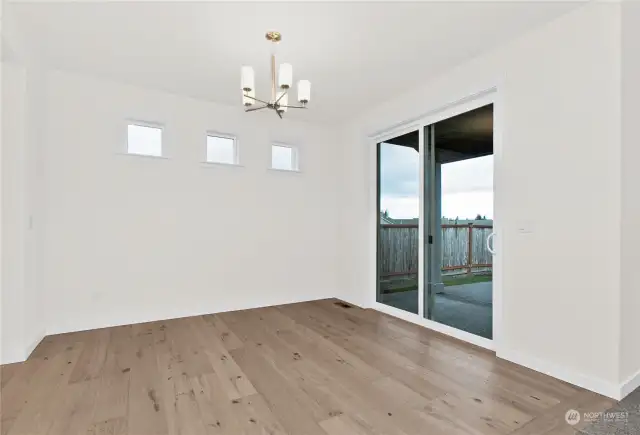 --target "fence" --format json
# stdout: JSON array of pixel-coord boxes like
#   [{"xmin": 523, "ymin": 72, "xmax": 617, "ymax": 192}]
[{"xmin": 379, "ymin": 224, "xmax": 493, "ymax": 278}]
